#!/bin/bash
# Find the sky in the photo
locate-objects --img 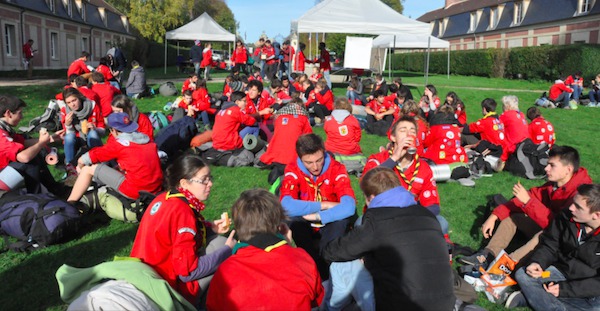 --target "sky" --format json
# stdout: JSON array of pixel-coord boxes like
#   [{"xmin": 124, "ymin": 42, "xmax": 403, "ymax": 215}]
[{"xmin": 227, "ymin": 0, "xmax": 446, "ymax": 42}]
